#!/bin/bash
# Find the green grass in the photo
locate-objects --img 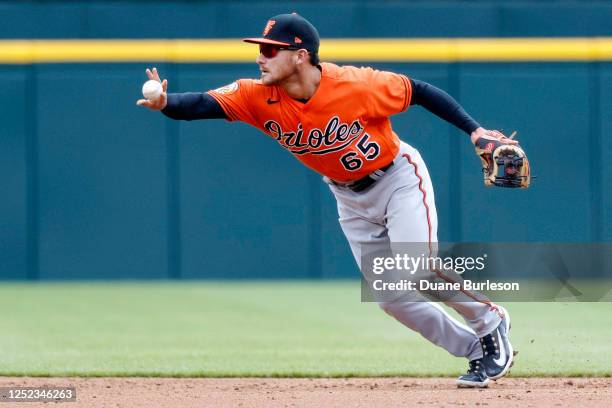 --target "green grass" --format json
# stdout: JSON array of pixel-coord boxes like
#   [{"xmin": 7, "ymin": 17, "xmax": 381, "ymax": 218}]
[{"xmin": 0, "ymin": 281, "xmax": 609, "ymax": 377}]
